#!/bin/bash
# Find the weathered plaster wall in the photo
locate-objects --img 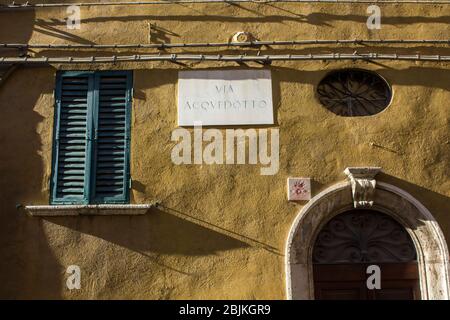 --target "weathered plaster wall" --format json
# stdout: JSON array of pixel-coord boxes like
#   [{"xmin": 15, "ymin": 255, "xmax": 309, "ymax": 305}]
[{"xmin": 0, "ymin": 1, "xmax": 449, "ymax": 299}]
